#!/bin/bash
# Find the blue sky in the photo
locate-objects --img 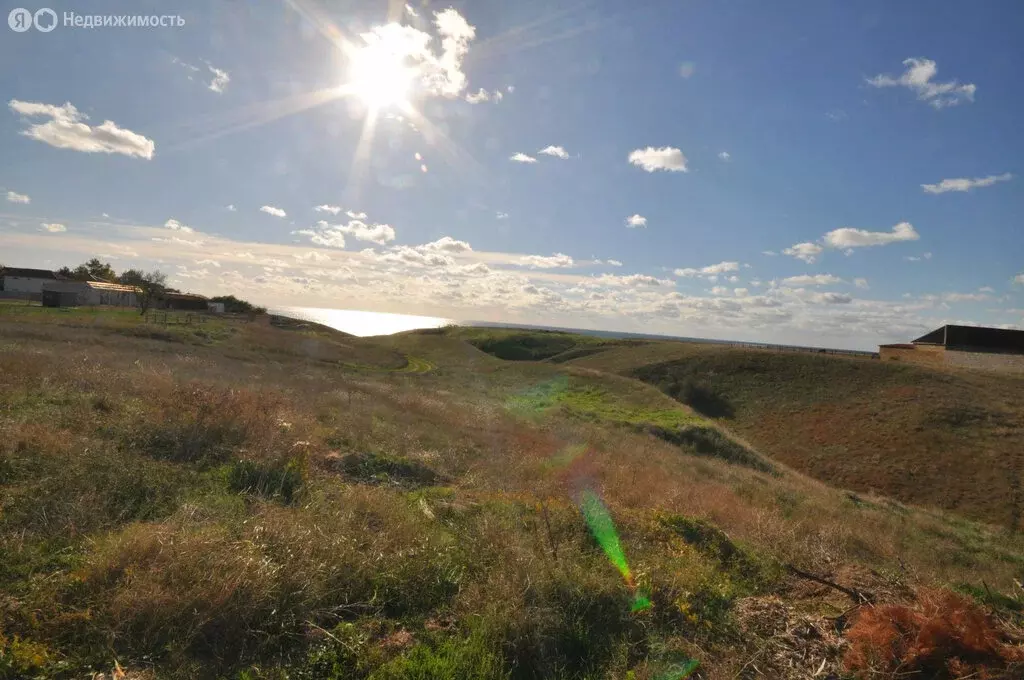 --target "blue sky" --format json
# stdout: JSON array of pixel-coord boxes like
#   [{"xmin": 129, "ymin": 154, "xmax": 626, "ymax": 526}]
[{"xmin": 2, "ymin": 0, "xmax": 1023, "ymax": 349}]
